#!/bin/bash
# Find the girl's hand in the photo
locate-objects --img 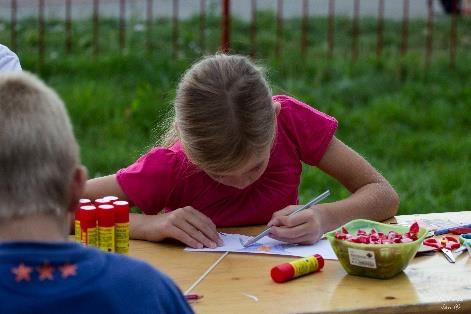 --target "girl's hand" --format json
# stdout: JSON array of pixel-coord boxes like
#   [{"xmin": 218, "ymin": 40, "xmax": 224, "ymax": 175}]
[
  {"xmin": 267, "ymin": 205, "xmax": 325, "ymax": 245},
  {"xmin": 140, "ymin": 206, "xmax": 223, "ymax": 249}
]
